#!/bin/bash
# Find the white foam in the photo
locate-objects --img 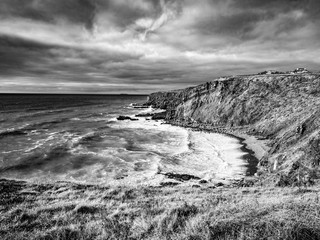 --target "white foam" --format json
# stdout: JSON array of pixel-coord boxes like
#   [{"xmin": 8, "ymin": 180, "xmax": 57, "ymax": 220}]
[
  {"xmin": 105, "ymin": 115, "xmax": 246, "ymax": 184},
  {"xmin": 152, "ymin": 130, "xmax": 247, "ymax": 182},
  {"xmin": 112, "ymin": 118, "xmax": 189, "ymax": 154},
  {"xmin": 18, "ymin": 130, "xmax": 247, "ymax": 186}
]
